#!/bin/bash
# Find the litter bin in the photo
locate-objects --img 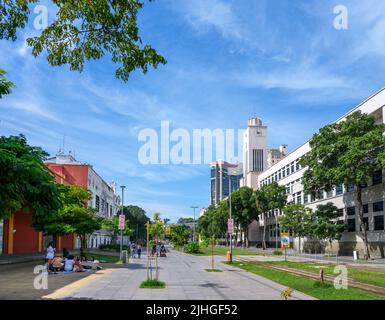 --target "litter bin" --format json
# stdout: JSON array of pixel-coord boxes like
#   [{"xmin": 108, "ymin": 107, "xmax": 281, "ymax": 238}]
[
  {"xmin": 121, "ymin": 250, "xmax": 129, "ymax": 264},
  {"xmin": 353, "ymin": 250, "xmax": 359, "ymax": 260},
  {"xmin": 226, "ymin": 251, "xmax": 232, "ymax": 263}
]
